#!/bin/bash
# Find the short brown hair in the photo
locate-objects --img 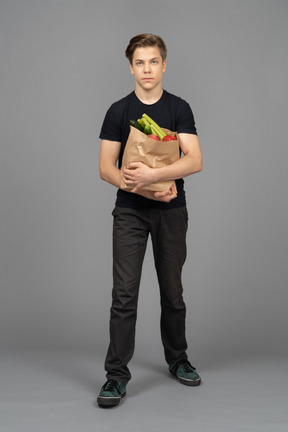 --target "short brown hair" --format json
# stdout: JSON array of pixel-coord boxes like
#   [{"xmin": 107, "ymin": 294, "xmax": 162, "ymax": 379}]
[{"xmin": 125, "ymin": 33, "xmax": 167, "ymax": 64}]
